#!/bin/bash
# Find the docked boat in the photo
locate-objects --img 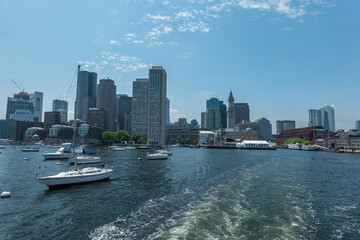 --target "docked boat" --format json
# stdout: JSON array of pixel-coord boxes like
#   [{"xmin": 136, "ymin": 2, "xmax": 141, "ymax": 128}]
[
  {"xmin": 22, "ymin": 147, "xmax": 40, "ymax": 152},
  {"xmin": 146, "ymin": 153, "xmax": 168, "ymax": 160},
  {"xmin": 60, "ymin": 143, "xmax": 72, "ymax": 153},
  {"xmin": 302, "ymin": 144, "xmax": 316, "ymax": 151},
  {"xmin": 35, "ymin": 65, "xmax": 113, "ymax": 188},
  {"xmin": 43, "ymin": 147, "xmax": 70, "ymax": 160},
  {"xmin": 288, "ymin": 143, "xmax": 302, "ymax": 150},
  {"xmin": 236, "ymin": 140, "xmax": 277, "ymax": 150},
  {"xmin": 69, "ymin": 154, "xmax": 102, "ymax": 164},
  {"xmin": 137, "ymin": 145, "xmax": 149, "ymax": 149},
  {"xmin": 0, "ymin": 139, "xmax": 10, "ymax": 145}
]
